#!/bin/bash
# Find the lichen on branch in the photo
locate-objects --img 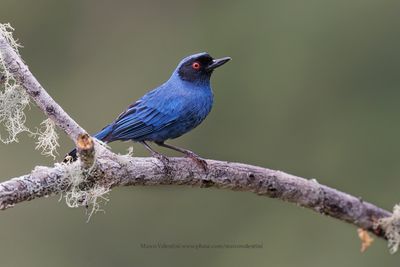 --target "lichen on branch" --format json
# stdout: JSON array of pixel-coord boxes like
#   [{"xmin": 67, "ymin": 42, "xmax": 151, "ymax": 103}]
[
  {"xmin": 378, "ymin": 204, "xmax": 400, "ymax": 254},
  {"xmin": 62, "ymin": 161, "xmax": 110, "ymax": 221},
  {"xmin": 0, "ymin": 23, "xmax": 31, "ymax": 143},
  {"xmin": 0, "ymin": 23, "xmax": 59, "ymax": 157},
  {"xmin": 35, "ymin": 118, "xmax": 59, "ymax": 159}
]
